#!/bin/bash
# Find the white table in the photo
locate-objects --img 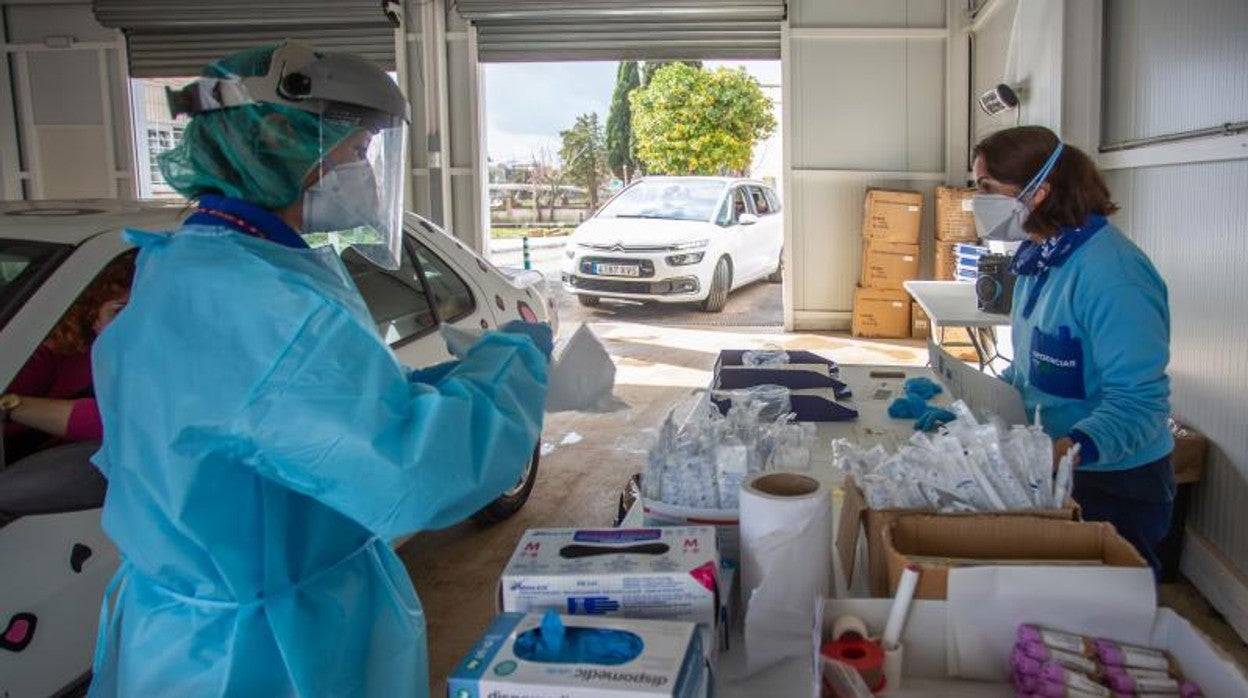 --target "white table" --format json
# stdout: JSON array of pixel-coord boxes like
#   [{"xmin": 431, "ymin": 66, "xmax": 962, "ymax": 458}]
[{"xmin": 904, "ymin": 280, "xmax": 1010, "ymax": 371}]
